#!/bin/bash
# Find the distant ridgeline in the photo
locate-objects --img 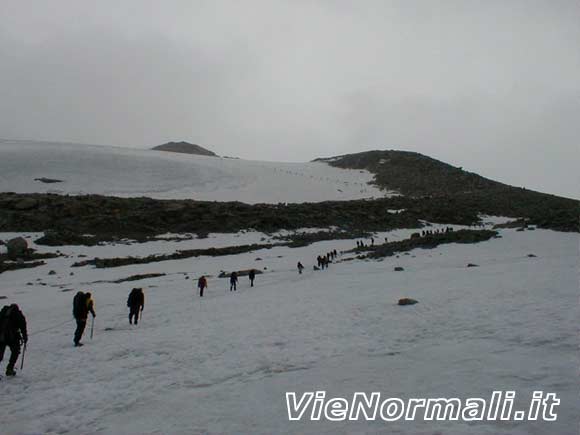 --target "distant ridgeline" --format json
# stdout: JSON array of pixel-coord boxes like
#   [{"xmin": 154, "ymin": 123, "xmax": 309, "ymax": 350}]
[
  {"xmin": 314, "ymin": 150, "xmax": 578, "ymax": 232},
  {"xmin": 0, "ymin": 150, "xmax": 576, "ymax": 239},
  {"xmin": 152, "ymin": 141, "xmax": 217, "ymax": 157}
]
